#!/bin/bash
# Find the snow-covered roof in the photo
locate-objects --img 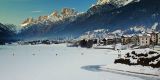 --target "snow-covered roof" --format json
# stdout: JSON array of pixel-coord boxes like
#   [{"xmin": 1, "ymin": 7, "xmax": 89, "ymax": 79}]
[
  {"xmin": 147, "ymin": 34, "xmax": 151, "ymax": 36},
  {"xmin": 122, "ymin": 35, "xmax": 132, "ymax": 38},
  {"xmin": 138, "ymin": 34, "xmax": 151, "ymax": 37},
  {"xmin": 105, "ymin": 34, "xmax": 116, "ymax": 40},
  {"xmin": 147, "ymin": 31, "xmax": 159, "ymax": 34},
  {"xmin": 105, "ymin": 37, "xmax": 114, "ymax": 40}
]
